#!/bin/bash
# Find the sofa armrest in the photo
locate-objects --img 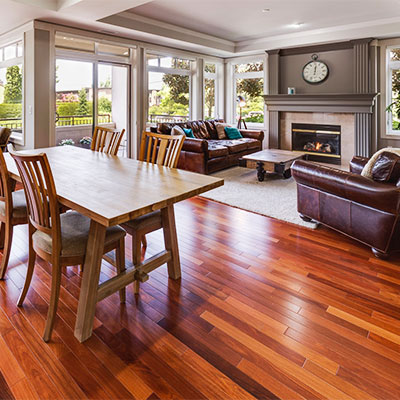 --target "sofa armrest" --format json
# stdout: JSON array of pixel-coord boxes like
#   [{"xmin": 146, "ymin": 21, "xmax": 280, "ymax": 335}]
[
  {"xmin": 292, "ymin": 160, "xmax": 400, "ymax": 214},
  {"xmin": 349, "ymin": 156, "xmax": 369, "ymax": 174},
  {"xmin": 240, "ymin": 129, "xmax": 264, "ymax": 142},
  {"xmin": 182, "ymin": 138, "xmax": 208, "ymax": 153}
]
